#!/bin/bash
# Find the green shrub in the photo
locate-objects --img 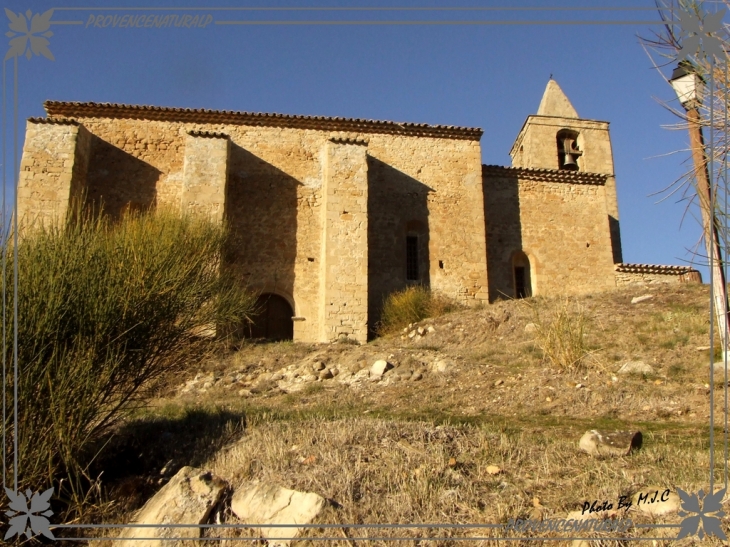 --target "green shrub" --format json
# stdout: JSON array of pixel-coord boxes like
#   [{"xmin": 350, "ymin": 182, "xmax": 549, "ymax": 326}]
[
  {"xmin": 2, "ymin": 209, "xmax": 255, "ymax": 513},
  {"xmin": 527, "ymin": 296, "xmax": 589, "ymax": 371},
  {"xmin": 377, "ymin": 285, "xmax": 459, "ymax": 335}
]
